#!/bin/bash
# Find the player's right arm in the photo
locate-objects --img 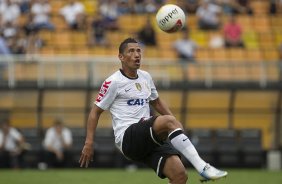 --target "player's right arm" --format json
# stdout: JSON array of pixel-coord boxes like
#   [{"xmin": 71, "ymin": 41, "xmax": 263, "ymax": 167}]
[
  {"xmin": 79, "ymin": 78, "xmax": 116, "ymax": 168},
  {"xmin": 79, "ymin": 104, "xmax": 104, "ymax": 168}
]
